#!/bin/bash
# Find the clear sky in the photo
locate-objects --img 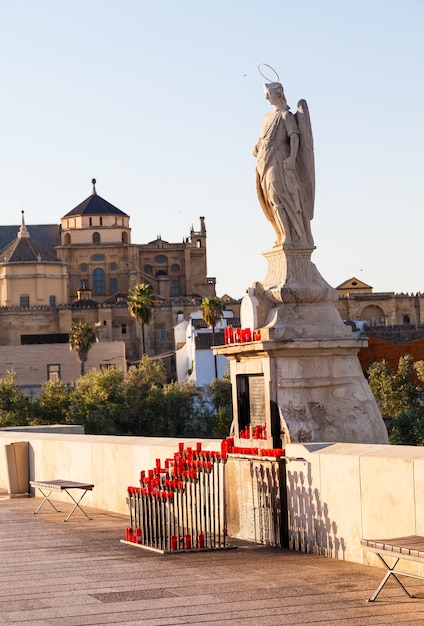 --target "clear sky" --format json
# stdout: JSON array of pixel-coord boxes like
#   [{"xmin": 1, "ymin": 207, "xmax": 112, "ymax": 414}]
[{"xmin": 1, "ymin": 0, "xmax": 423, "ymax": 300}]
